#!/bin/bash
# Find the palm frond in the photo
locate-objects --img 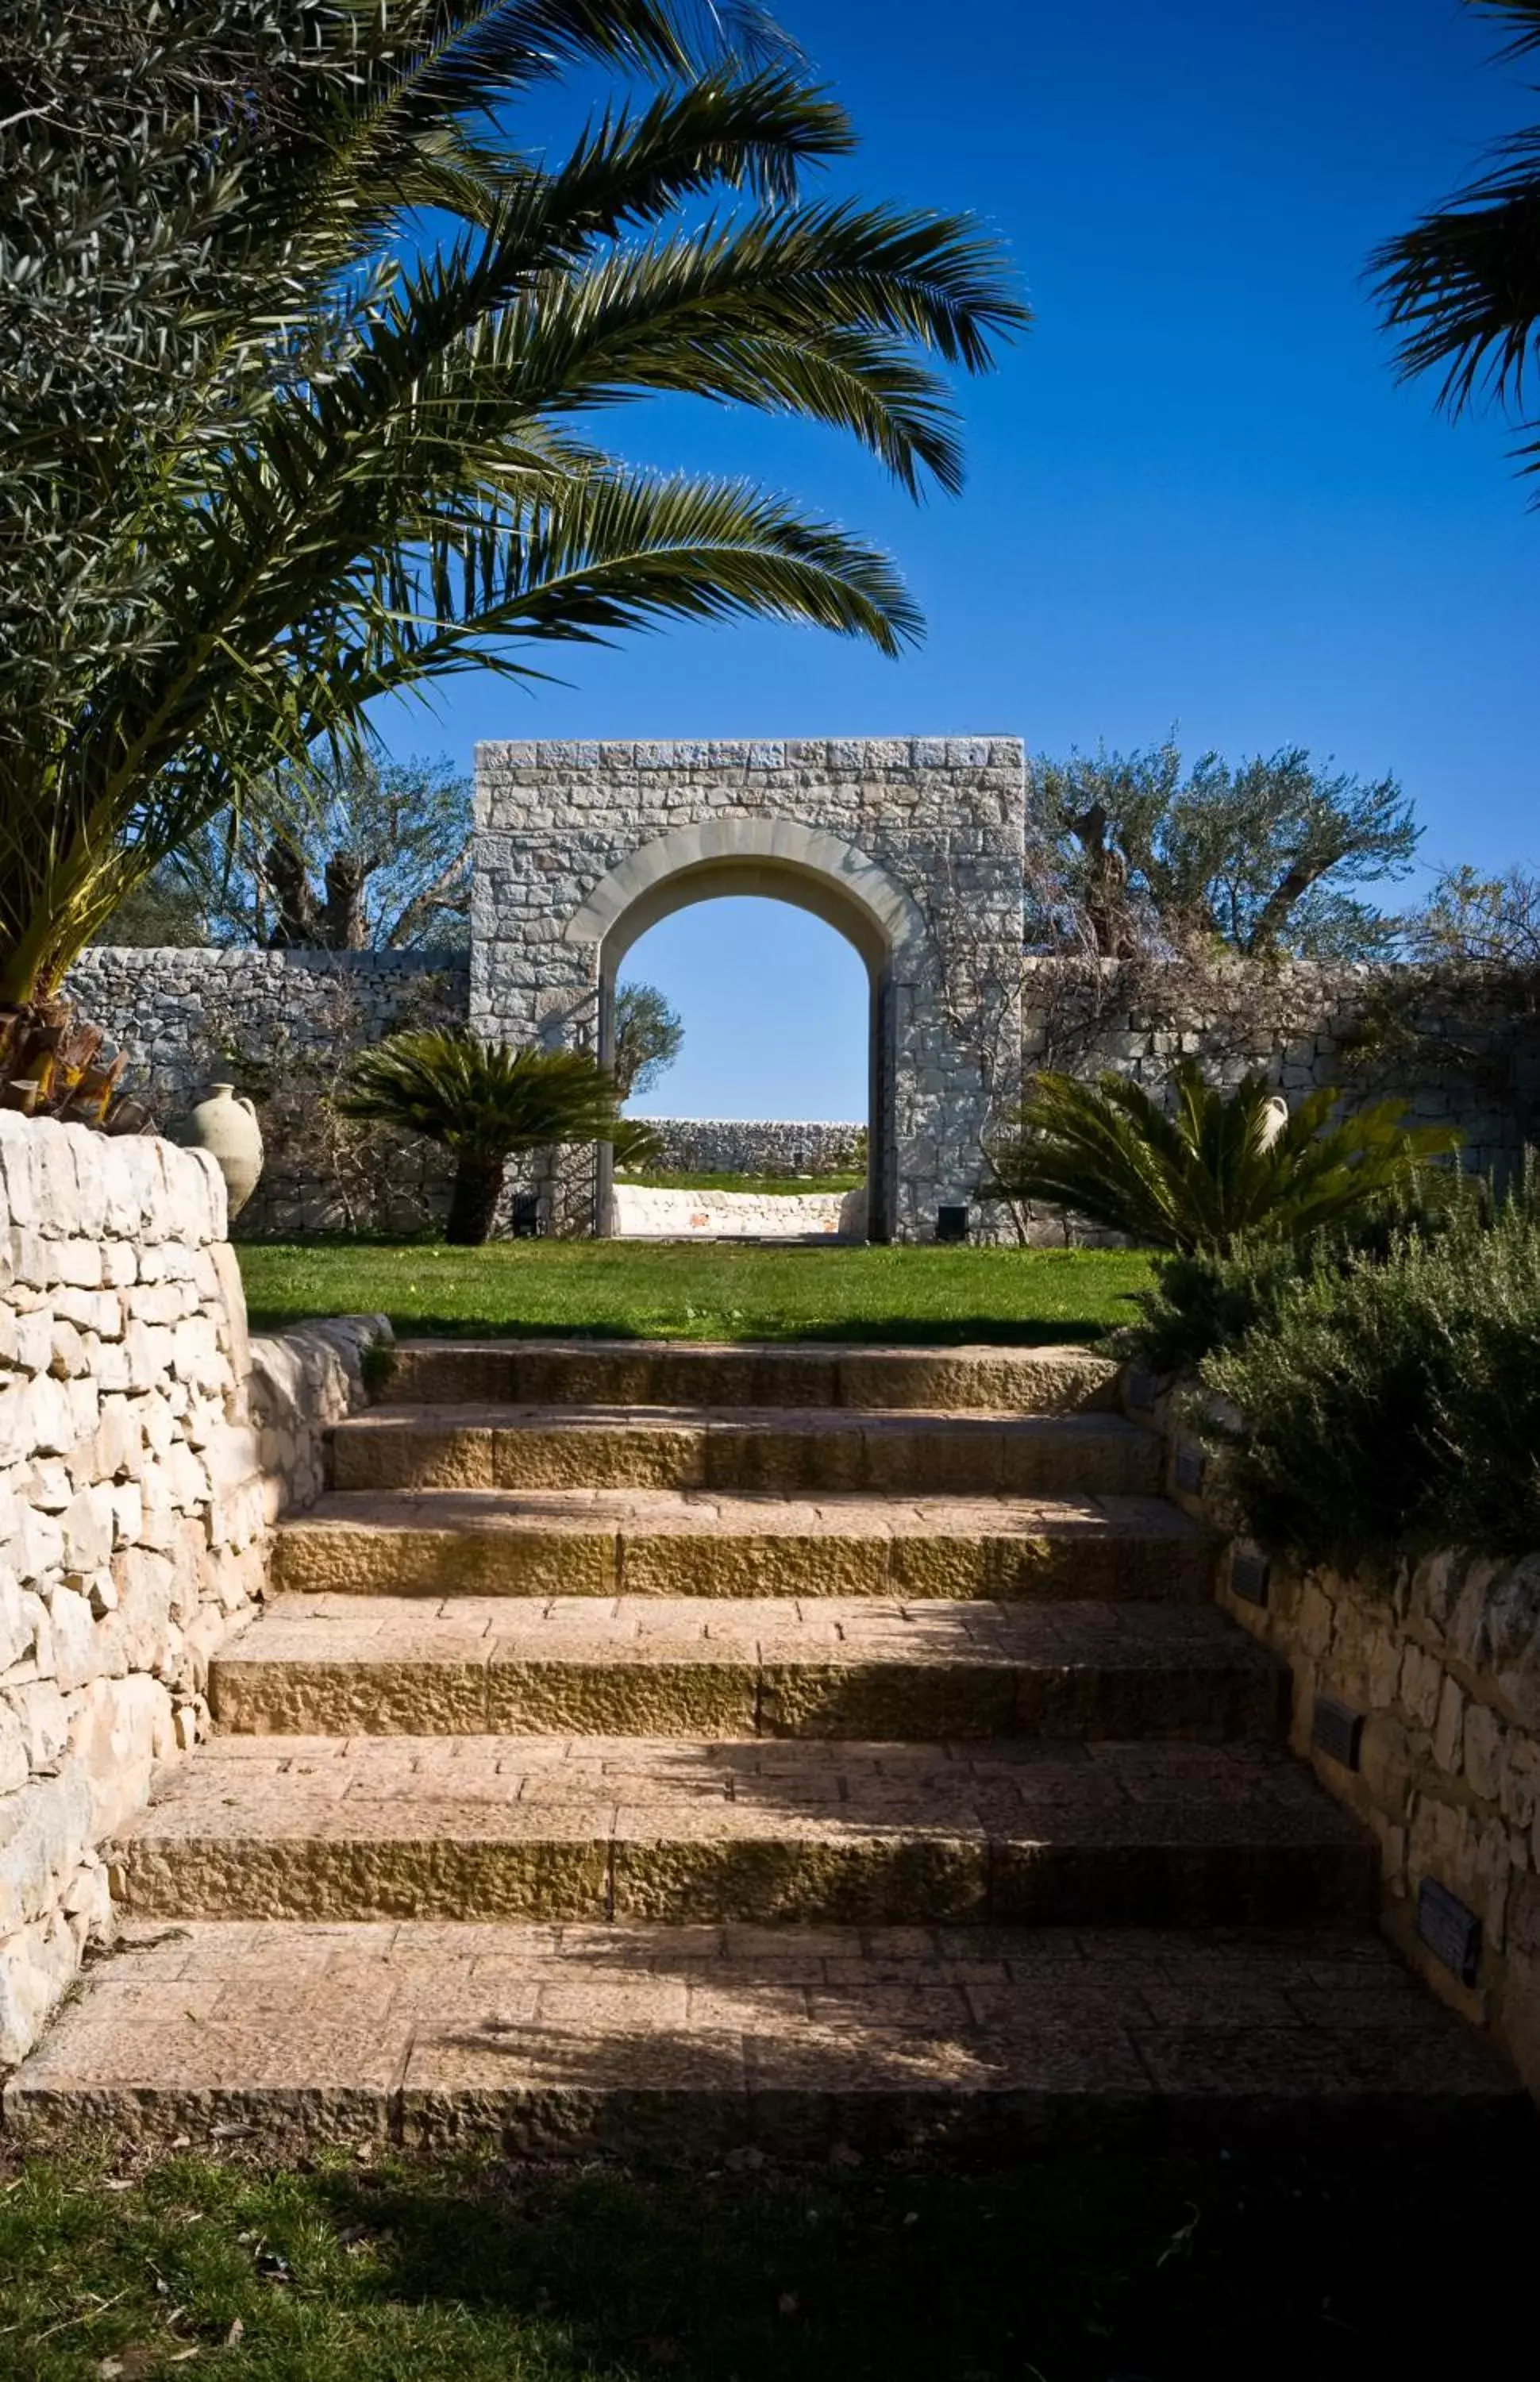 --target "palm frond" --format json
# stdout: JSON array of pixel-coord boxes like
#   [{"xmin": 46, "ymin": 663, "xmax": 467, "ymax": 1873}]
[
  {"xmin": 340, "ymin": 468, "xmax": 927, "ymax": 684},
  {"xmin": 341, "ymin": 1026, "xmax": 623, "ymax": 1158},
  {"xmin": 1369, "ymin": 125, "xmax": 1540, "ymax": 418},
  {"xmin": 0, "ymin": 5, "xmax": 1022, "ymax": 1001},
  {"xmin": 1469, "ymin": 2, "xmax": 1540, "ymax": 61},
  {"xmin": 1369, "ymin": 1, "xmax": 1540, "ymax": 440}
]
